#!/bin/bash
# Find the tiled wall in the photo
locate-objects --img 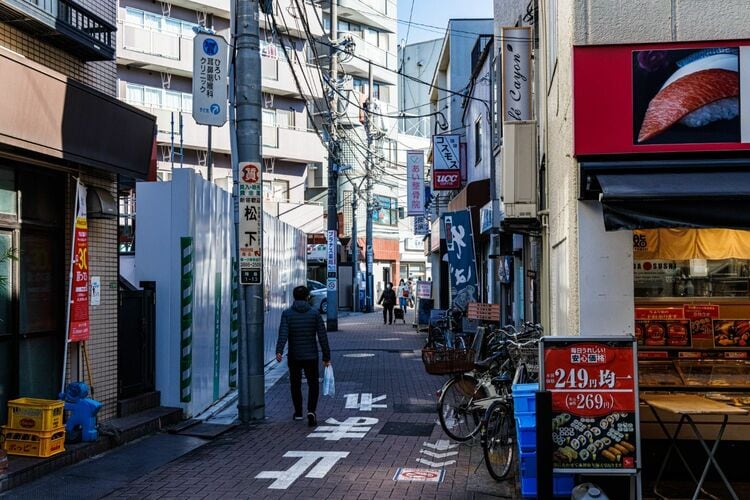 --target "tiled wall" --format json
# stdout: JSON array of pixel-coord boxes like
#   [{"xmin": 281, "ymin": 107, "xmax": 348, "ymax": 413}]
[
  {"xmin": 0, "ymin": 0, "xmax": 117, "ymax": 97},
  {"xmin": 64, "ymin": 172, "xmax": 120, "ymax": 420}
]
